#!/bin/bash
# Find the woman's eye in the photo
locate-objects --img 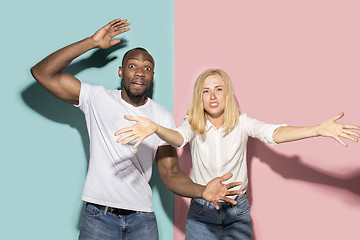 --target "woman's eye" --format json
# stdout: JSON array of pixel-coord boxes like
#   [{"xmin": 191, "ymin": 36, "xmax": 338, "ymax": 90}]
[{"xmin": 217, "ymin": 88, "xmax": 223, "ymax": 92}]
